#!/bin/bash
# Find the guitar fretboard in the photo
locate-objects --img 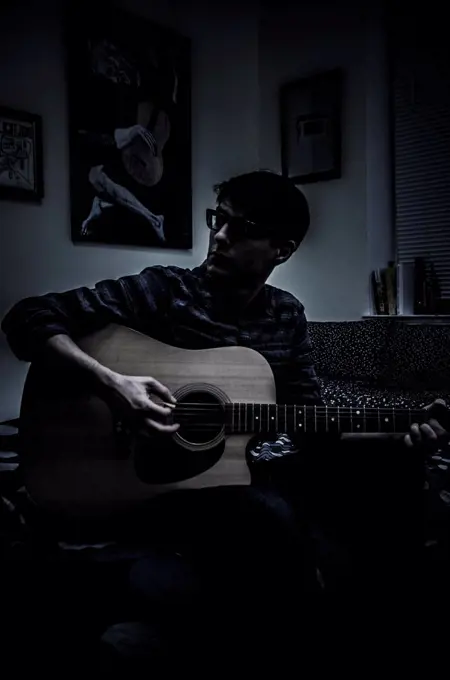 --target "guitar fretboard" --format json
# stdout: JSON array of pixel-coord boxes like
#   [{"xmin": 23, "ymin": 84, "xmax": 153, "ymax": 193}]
[{"xmin": 225, "ymin": 403, "xmax": 425, "ymax": 435}]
